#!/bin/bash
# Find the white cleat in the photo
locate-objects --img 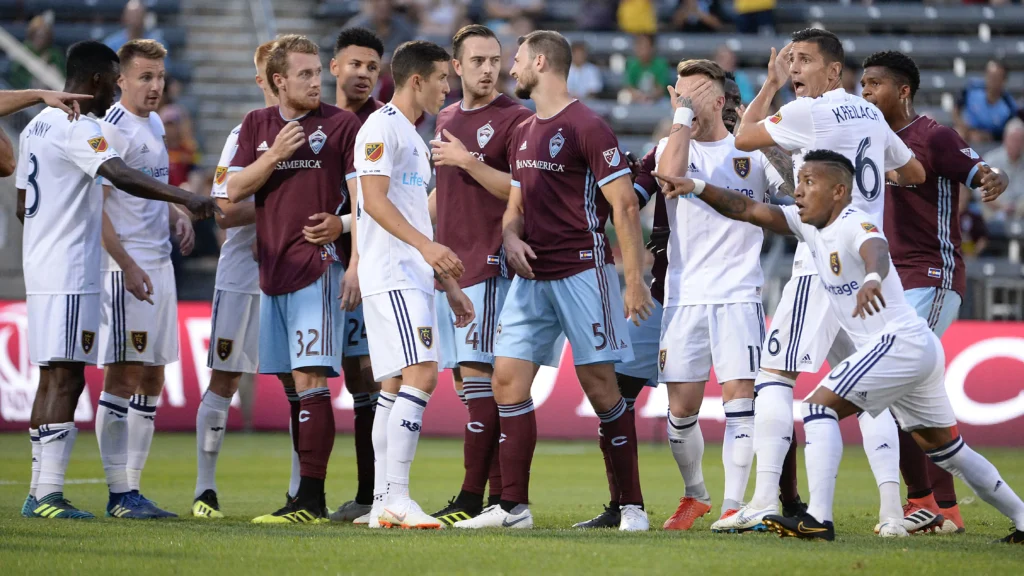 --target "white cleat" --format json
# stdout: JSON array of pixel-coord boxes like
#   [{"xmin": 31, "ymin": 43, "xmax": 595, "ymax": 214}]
[
  {"xmin": 361, "ymin": 503, "xmax": 383, "ymax": 528},
  {"xmin": 710, "ymin": 503, "xmax": 776, "ymax": 533},
  {"xmin": 877, "ymin": 518, "xmax": 910, "ymax": 538},
  {"xmin": 618, "ymin": 504, "xmax": 648, "ymax": 531},
  {"xmin": 453, "ymin": 504, "xmax": 533, "ymax": 529},
  {"xmin": 379, "ymin": 499, "xmax": 442, "ymax": 530}
]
